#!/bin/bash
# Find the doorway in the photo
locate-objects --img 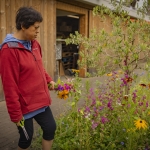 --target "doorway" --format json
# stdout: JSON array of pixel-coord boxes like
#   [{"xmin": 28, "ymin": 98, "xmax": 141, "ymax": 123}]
[
  {"xmin": 56, "ymin": 9, "xmax": 79, "ymax": 76},
  {"xmin": 56, "ymin": 1, "xmax": 88, "ymax": 78}
]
